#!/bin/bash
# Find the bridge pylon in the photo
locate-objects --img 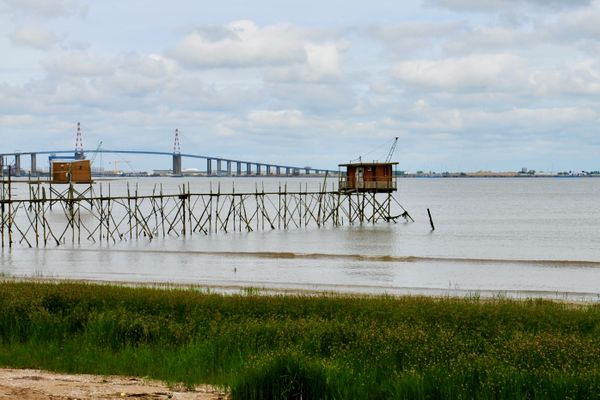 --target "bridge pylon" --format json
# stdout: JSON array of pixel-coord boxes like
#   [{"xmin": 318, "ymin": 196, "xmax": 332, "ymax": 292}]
[
  {"xmin": 14, "ymin": 154, "xmax": 21, "ymax": 176},
  {"xmin": 74, "ymin": 122, "xmax": 85, "ymax": 160},
  {"xmin": 172, "ymin": 128, "xmax": 182, "ymax": 175}
]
